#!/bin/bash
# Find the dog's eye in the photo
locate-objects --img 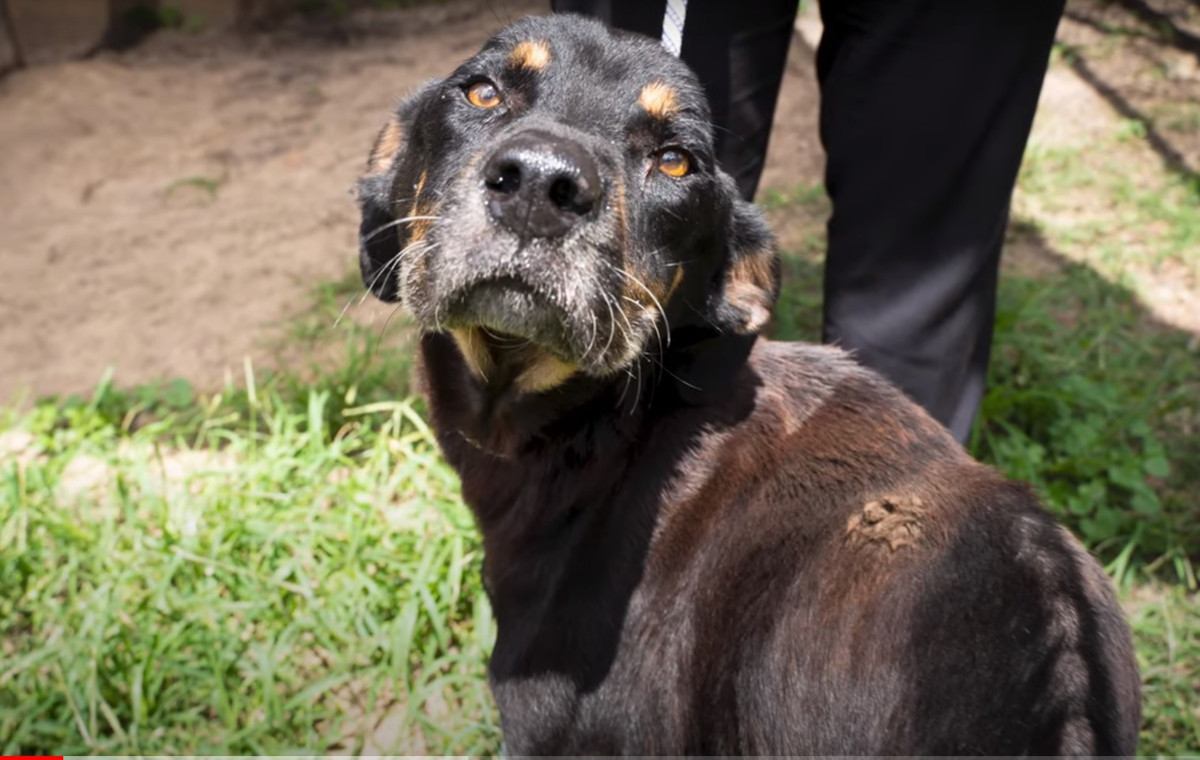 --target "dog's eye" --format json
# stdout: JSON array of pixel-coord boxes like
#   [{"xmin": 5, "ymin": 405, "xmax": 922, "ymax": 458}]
[
  {"xmin": 655, "ymin": 148, "xmax": 692, "ymax": 178},
  {"xmin": 465, "ymin": 80, "xmax": 502, "ymax": 110}
]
